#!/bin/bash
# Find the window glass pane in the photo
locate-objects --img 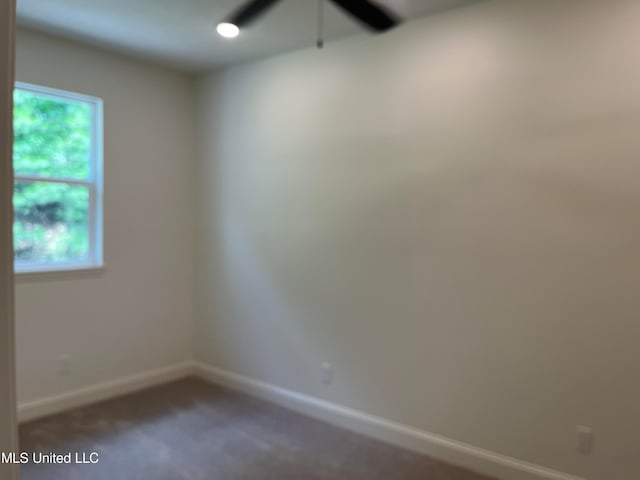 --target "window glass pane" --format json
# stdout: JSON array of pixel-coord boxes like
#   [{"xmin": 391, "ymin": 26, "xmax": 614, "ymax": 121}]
[
  {"xmin": 13, "ymin": 88, "xmax": 91, "ymax": 179},
  {"xmin": 13, "ymin": 181, "xmax": 90, "ymax": 264}
]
